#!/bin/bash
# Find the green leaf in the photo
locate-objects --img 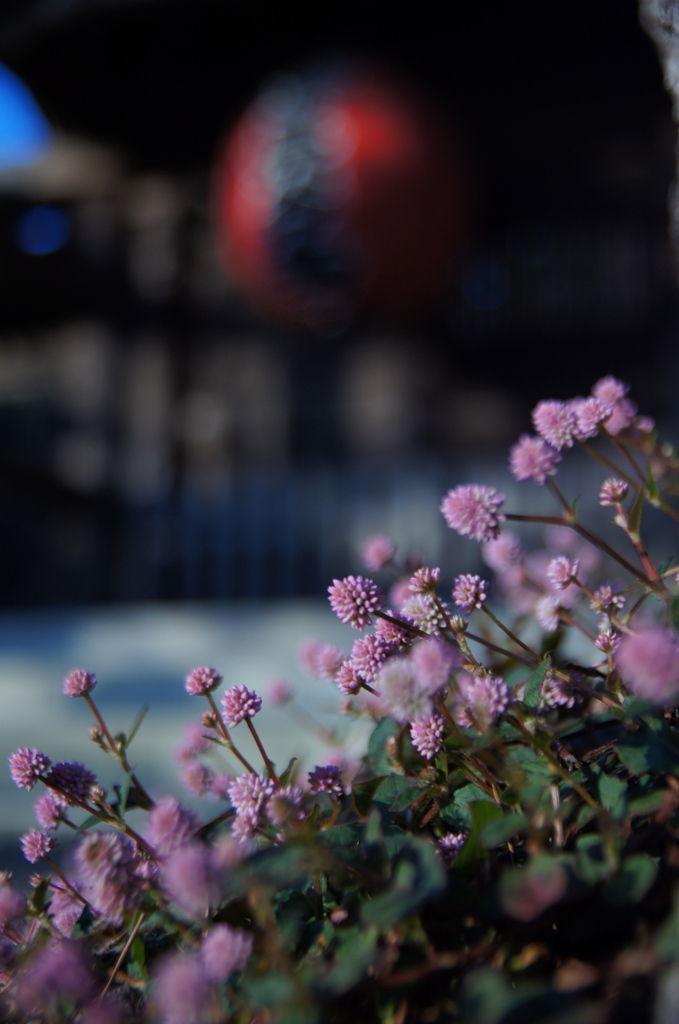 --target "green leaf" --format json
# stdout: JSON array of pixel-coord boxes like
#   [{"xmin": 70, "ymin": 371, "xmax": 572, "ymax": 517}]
[
  {"xmin": 616, "ymin": 718, "xmax": 679, "ymax": 775},
  {"xmin": 627, "ymin": 486, "xmax": 645, "ymax": 539},
  {"xmin": 440, "ymin": 783, "xmax": 492, "ymax": 829},
  {"xmin": 29, "ymin": 877, "xmax": 50, "ymax": 915},
  {"xmin": 279, "ymin": 757, "xmax": 298, "ymax": 787},
  {"xmin": 575, "ymin": 834, "xmax": 614, "ymax": 884},
  {"xmin": 672, "ymin": 596, "xmax": 679, "ymax": 636},
  {"xmin": 604, "ymin": 854, "xmax": 657, "ymax": 906},
  {"xmin": 73, "ymin": 814, "xmax": 102, "ymax": 837},
  {"xmin": 598, "ymin": 774, "xmax": 627, "ymax": 818},
  {"xmin": 373, "ymin": 774, "xmax": 425, "ymax": 813},
  {"xmin": 124, "ymin": 705, "xmax": 149, "ymax": 750},
  {"xmin": 523, "ymin": 656, "xmax": 551, "ymax": 712},
  {"xmin": 360, "ymin": 838, "xmax": 445, "ymax": 927},
  {"xmin": 311, "ymin": 926, "xmax": 379, "ymax": 996},
  {"xmin": 365, "ymin": 718, "xmax": 400, "ymax": 775},
  {"xmin": 480, "ymin": 811, "xmax": 528, "ymax": 849},
  {"xmin": 648, "ymin": 465, "xmax": 661, "ymax": 503},
  {"xmin": 113, "ymin": 771, "xmax": 133, "ymax": 818},
  {"xmin": 451, "ymin": 801, "xmax": 503, "ymax": 872},
  {"xmin": 352, "ymin": 776, "xmax": 387, "ymax": 817},
  {"xmin": 129, "ymin": 933, "xmax": 147, "ymax": 981}
]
